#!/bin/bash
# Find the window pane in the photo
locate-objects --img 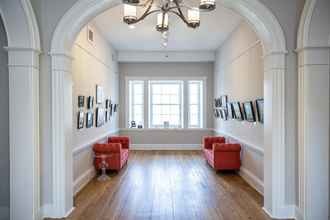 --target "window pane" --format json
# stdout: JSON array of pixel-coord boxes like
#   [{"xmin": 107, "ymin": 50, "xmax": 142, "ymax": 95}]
[
  {"xmin": 150, "ymin": 81, "xmax": 183, "ymax": 128},
  {"xmin": 188, "ymin": 81, "xmax": 203, "ymax": 128},
  {"xmin": 129, "ymin": 80, "xmax": 144, "ymax": 127}
]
